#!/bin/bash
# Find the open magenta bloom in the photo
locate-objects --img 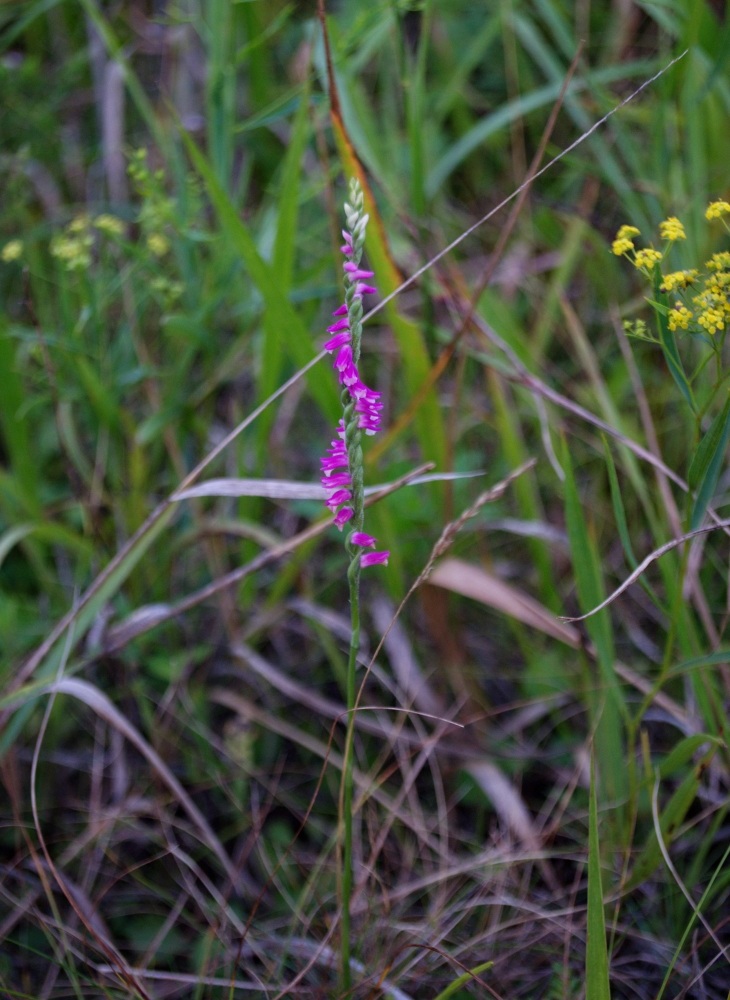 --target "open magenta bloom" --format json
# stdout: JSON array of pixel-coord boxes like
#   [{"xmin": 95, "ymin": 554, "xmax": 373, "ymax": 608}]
[
  {"xmin": 361, "ymin": 550, "xmax": 389, "ymax": 567},
  {"xmin": 319, "ymin": 179, "xmax": 389, "ymax": 567}
]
